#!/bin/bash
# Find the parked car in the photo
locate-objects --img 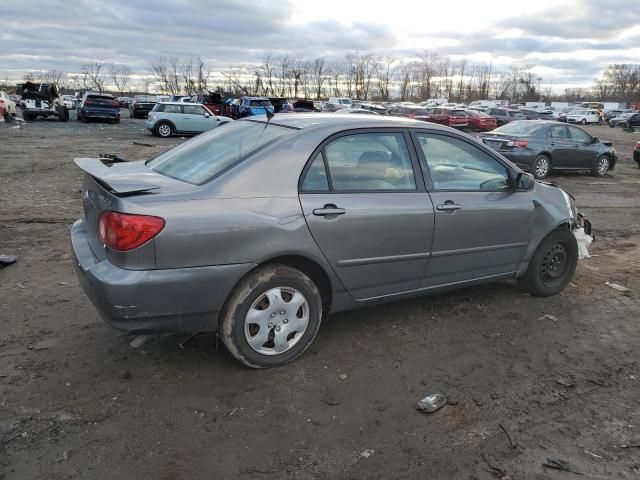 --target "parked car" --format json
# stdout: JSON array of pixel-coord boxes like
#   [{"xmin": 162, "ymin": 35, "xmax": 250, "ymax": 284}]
[
  {"xmin": 62, "ymin": 95, "xmax": 76, "ymax": 110},
  {"xmin": 292, "ymin": 99, "xmax": 318, "ymax": 112},
  {"xmin": 326, "ymin": 97, "xmax": 352, "ymax": 111},
  {"xmin": 170, "ymin": 95, "xmax": 192, "ymax": 103},
  {"xmin": 146, "ymin": 102, "xmax": 232, "ymax": 137},
  {"xmin": 425, "ymin": 107, "xmax": 469, "ymax": 128},
  {"xmin": 566, "ymin": 109, "xmax": 600, "ymax": 125},
  {"xmin": 608, "ymin": 113, "xmax": 635, "ymax": 128},
  {"xmin": 130, "ymin": 95, "xmax": 158, "ymax": 119},
  {"xmin": 465, "ymin": 109, "xmax": 498, "ymax": 131},
  {"xmin": 335, "ymin": 108, "xmax": 379, "ymax": 115},
  {"xmin": 387, "ymin": 106, "xmax": 433, "ymax": 121},
  {"xmin": 193, "ymin": 92, "xmax": 224, "ymax": 116},
  {"xmin": 614, "ymin": 112, "xmax": 640, "ymax": 128},
  {"xmin": 268, "ymin": 97, "xmax": 294, "ymax": 113},
  {"xmin": 519, "ymin": 108, "xmax": 554, "ymax": 120},
  {"xmin": 236, "ymin": 96, "xmax": 274, "ymax": 118},
  {"xmin": 78, "ymin": 92, "xmax": 120, "ymax": 123},
  {"xmin": 117, "ymin": 96, "xmax": 133, "ymax": 108},
  {"xmin": 352, "ymin": 102, "xmax": 388, "ymax": 115},
  {"xmin": 71, "ymin": 114, "xmax": 585, "ymax": 367},
  {"xmin": 8, "ymin": 94, "xmax": 21, "ymax": 103},
  {"xmin": 480, "ymin": 121, "xmax": 616, "ymax": 179},
  {"xmin": 0, "ymin": 91, "xmax": 17, "ymax": 116},
  {"xmin": 488, "ymin": 107, "xmax": 526, "ymax": 126},
  {"xmin": 604, "ymin": 109, "xmax": 631, "ymax": 123},
  {"xmin": 634, "ymin": 141, "xmax": 640, "ymax": 168}
]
